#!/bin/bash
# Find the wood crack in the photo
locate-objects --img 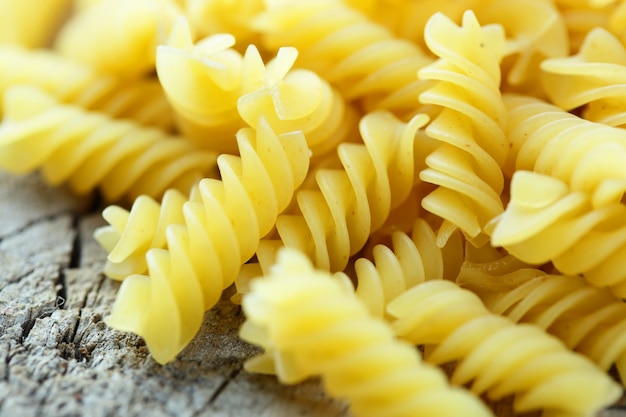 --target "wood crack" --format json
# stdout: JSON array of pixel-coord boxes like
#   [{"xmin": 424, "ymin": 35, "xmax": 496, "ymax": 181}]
[{"xmin": 208, "ymin": 369, "xmax": 241, "ymax": 406}]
